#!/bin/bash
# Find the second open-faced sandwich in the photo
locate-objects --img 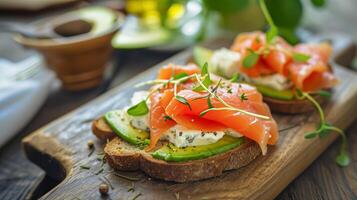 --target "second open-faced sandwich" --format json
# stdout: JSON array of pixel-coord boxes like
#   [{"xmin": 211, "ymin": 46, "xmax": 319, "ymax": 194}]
[
  {"xmin": 92, "ymin": 63, "xmax": 279, "ymax": 182},
  {"xmin": 194, "ymin": 31, "xmax": 337, "ymax": 113}
]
